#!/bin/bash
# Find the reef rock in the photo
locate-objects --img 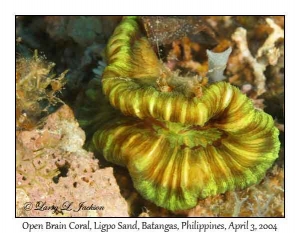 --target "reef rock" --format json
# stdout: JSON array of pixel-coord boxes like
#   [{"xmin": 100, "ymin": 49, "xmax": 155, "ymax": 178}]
[{"xmin": 16, "ymin": 105, "xmax": 129, "ymax": 217}]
